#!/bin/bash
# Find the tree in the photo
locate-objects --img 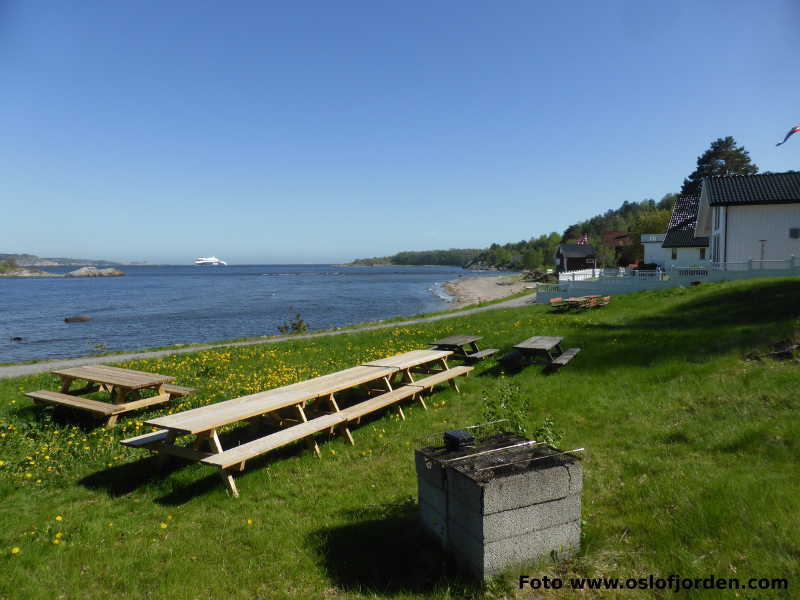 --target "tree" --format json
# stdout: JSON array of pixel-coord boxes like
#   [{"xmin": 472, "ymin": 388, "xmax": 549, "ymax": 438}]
[
  {"xmin": 681, "ymin": 136, "xmax": 758, "ymax": 196},
  {"xmin": 594, "ymin": 244, "xmax": 617, "ymax": 268}
]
